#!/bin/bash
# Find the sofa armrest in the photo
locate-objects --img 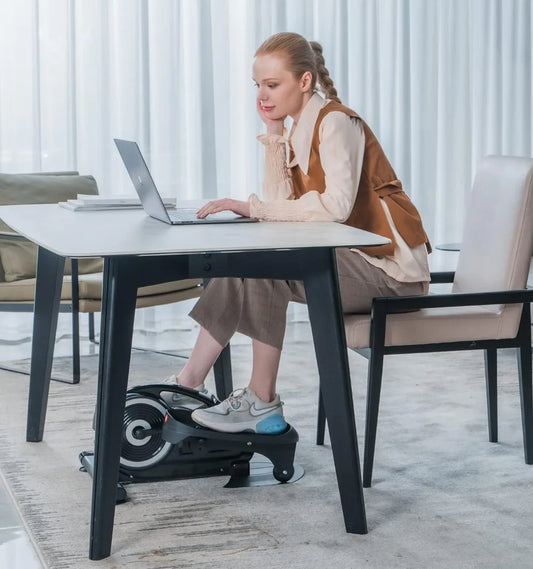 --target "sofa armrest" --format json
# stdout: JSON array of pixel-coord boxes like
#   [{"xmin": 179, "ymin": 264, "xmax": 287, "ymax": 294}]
[{"xmin": 0, "ymin": 231, "xmax": 30, "ymax": 242}]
